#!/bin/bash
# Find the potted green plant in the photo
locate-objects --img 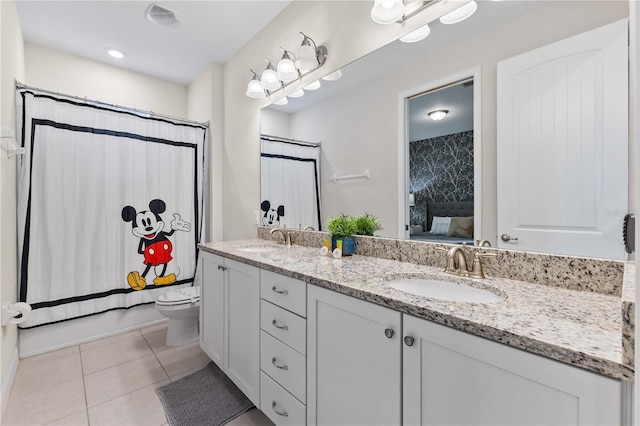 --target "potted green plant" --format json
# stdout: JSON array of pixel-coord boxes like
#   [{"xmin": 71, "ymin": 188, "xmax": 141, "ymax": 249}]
[
  {"xmin": 326, "ymin": 214, "xmax": 357, "ymax": 255},
  {"xmin": 354, "ymin": 213, "xmax": 382, "ymax": 236}
]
